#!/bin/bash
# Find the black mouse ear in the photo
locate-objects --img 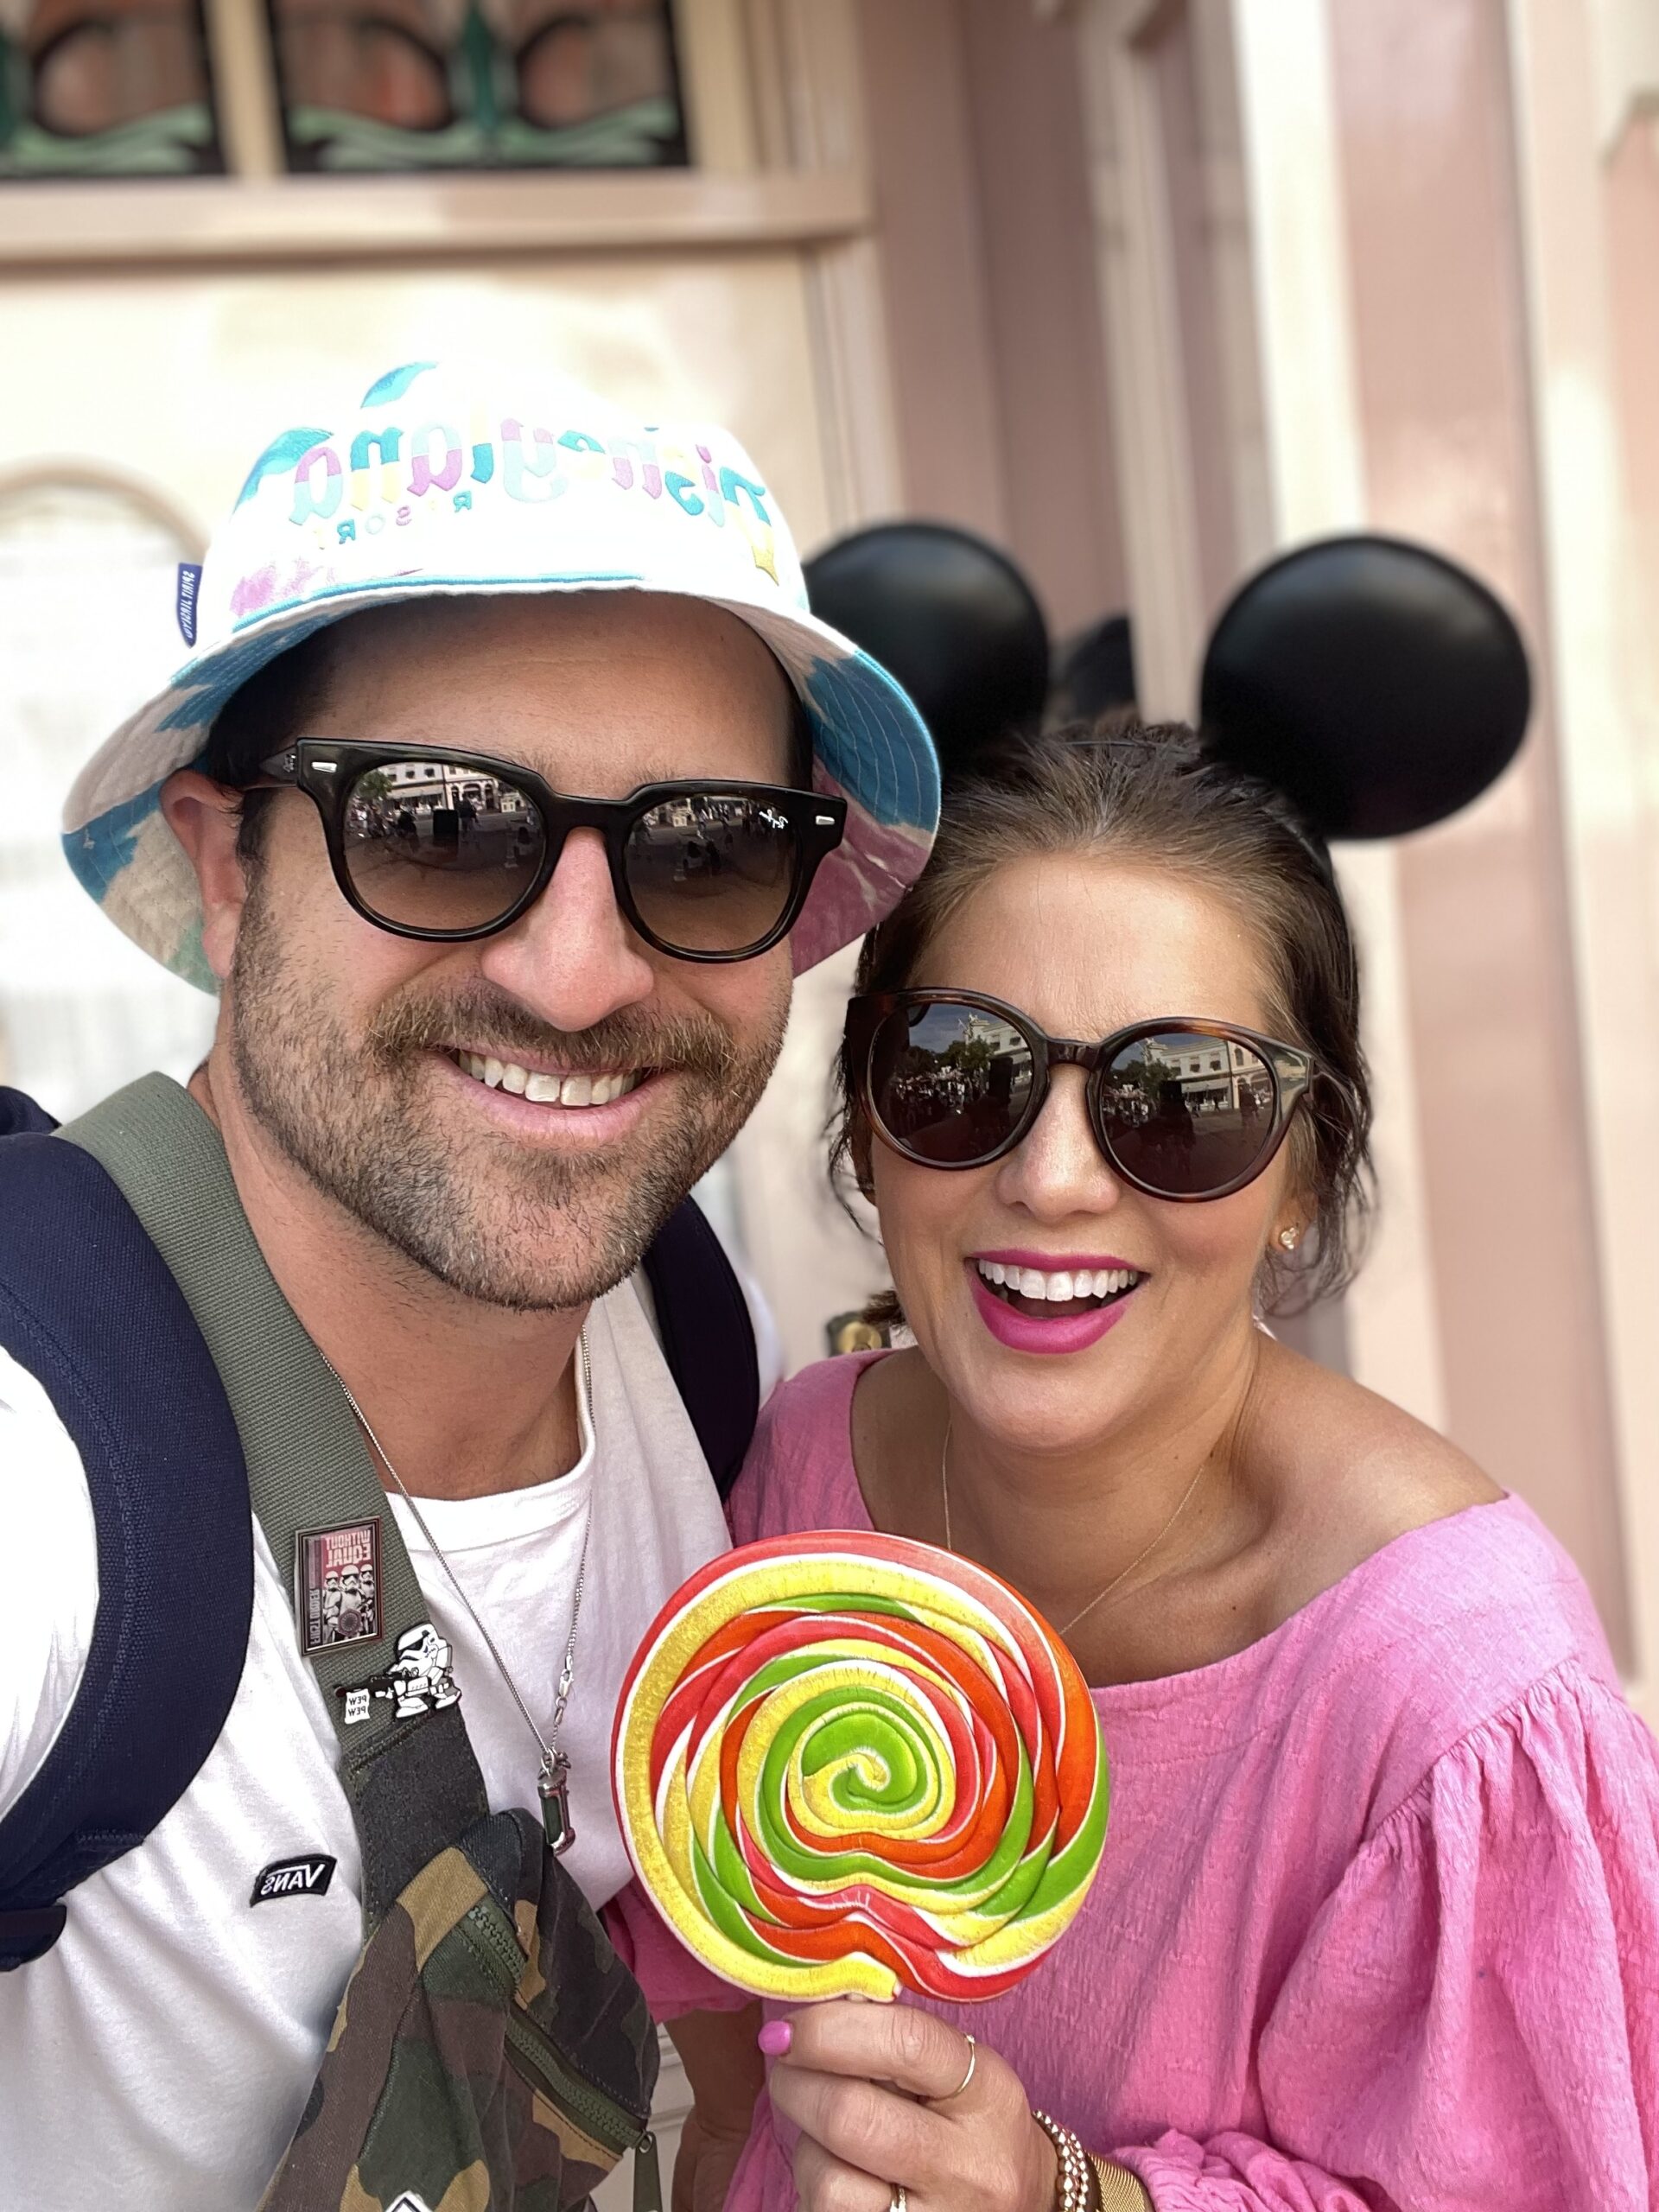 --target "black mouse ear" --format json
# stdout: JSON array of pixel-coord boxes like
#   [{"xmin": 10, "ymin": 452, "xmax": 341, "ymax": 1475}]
[
  {"xmin": 1199, "ymin": 534, "xmax": 1531, "ymax": 839},
  {"xmin": 804, "ymin": 522, "xmax": 1050, "ymax": 779},
  {"xmin": 1051, "ymin": 612, "xmax": 1137, "ymax": 723}
]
